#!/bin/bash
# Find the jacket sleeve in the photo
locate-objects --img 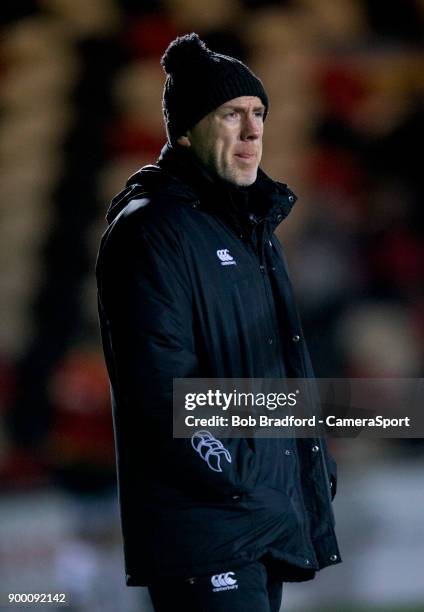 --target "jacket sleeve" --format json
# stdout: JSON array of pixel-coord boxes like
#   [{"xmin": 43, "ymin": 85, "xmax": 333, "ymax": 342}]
[
  {"xmin": 273, "ymin": 236, "xmax": 338, "ymax": 500},
  {"xmin": 97, "ymin": 212, "xmax": 267, "ymax": 499}
]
